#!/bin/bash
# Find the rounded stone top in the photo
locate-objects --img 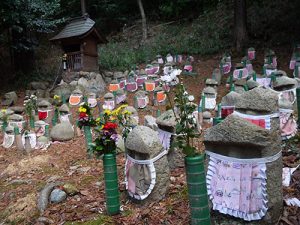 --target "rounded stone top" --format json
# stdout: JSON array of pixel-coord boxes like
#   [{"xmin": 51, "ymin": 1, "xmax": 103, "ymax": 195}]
[
  {"xmin": 104, "ymin": 92, "xmax": 114, "ymax": 99},
  {"xmin": 59, "ymin": 104, "xmax": 70, "ymax": 113},
  {"xmin": 35, "ymin": 120, "xmax": 48, "ymax": 126},
  {"xmin": 235, "ymin": 79, "xmax": 247, "ymax": 86},
  {"xmin": 38, "ymin": 100, "xmax": 52, "ymax": 108},
  {"xmin": 235, "ymin": 63, "xmax": 244, "ymax": 69},
  {"xmin": 202, "ymin": 87, "xmax": 216, "ymax": 95},
  {"xmin": 272, "ymin": 76, "xmax": 297, "ymax": 89},
  {"xmin": 246, "ymin": 79, "xmax": 259, "ymax": 90},
  {"xmin": 125, "ymin": 126, "xmax": 163, "ymax": 156},
  {"xmin": 5, "ymin": 125, "xmax": 14, "ymax": 133},
  {"xmin": 72, "ymin": 89, "xmax": 83, "ymax": 95},
  {"xmin": 8, "ymin": 114, "xmax": 23, "ymax": 121},
  {"xmin": 156, "ymin": 110, "xmax": 177, "ymax": 132},
  {"xmin": 235, "ymin": 87, "xmax": 279, "ymax": 113},
  {"xmin": 203, "ymin": 111, "xmax": 212, "ymax": 119},
  {"xmin": 278, "ymin": 98, "xmax": 293, "ymax": 109},
  {"xmin": 274, "ymin": 70, "xmax": 287, "ymax": 77},
  {"xmin": 110, "ymin": 80, "xmax": 118, "ymax": 84},
  {"xmin": 221, "ymin": 91, "xmax": 241, "ymax": 106},
  {"xmin": 205, "ymin": 78, "xmax": 218, "ymax": 85},
  {"xmin": 135, "ymin": 90, "xmax": 148, "ymax": 97}
]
